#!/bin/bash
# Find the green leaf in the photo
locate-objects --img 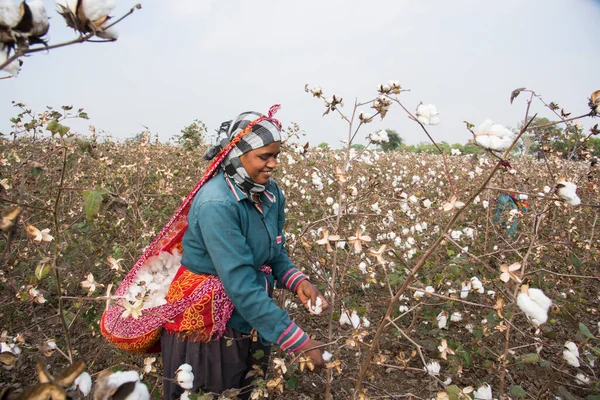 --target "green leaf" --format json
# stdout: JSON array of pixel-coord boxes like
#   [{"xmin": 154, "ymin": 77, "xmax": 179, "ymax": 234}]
[
  {"xmin": 78, "ymin": 112, "xmax": 89, "ymax": 119},
  {"xmin": 46, "ymin": 119, "xmax": 70, "ymax": 137},
  {"xmin": 389, "ymin": 273, "xmax": 400, "ymax": 286},
  {"xmin": 518, "ymin": 353, "xmax": 540, "ymax": 364},
  {"xmin": 252, "ymin": 349, "xmax": 265, "ymax": 360},
  {"xmin": 83, "ymin": 188, "xmax": 109, "ymax": 221},
  {"xmin": 286, "ymin": 376, "xmax": 299, "ymax": 389},
  {"xmin": 509, "ymin": 385, "xmax": 527, "ymax": 398},
  {"xmin": 579, "ymin": 323, "xmax": 595, "ymax": 339},
  {"xmin": 586, "ymin": 396, "xmax": 600, "ymax": 400},
  {"xmin": 35, "ymin": 262, "xmax": 51, "ymax": 280},
  {"xmin": 445, "ymin": 385, "xmax": 460, "ymax": 400}
]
